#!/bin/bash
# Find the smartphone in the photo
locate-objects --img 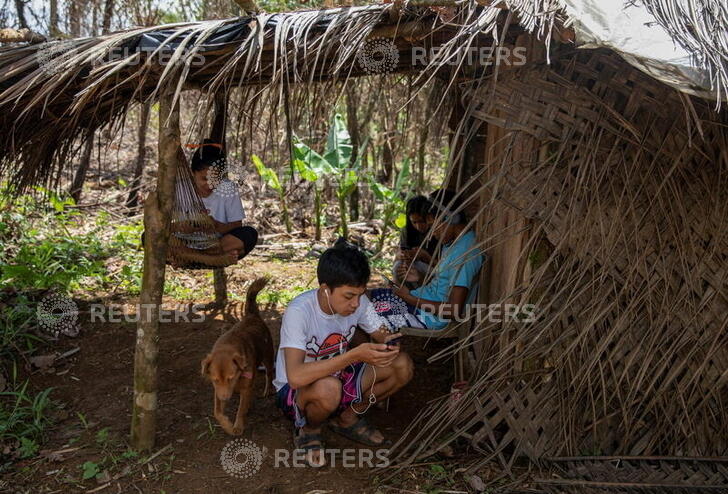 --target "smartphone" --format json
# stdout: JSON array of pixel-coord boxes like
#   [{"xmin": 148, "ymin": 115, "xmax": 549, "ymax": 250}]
[
  {"xmin": 380, "ymin": 274, "xmax": 400, "ymax": 289},
  {"xmin": 385, "ymin": 333, "xmax": 402, "ymax": 348}
]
